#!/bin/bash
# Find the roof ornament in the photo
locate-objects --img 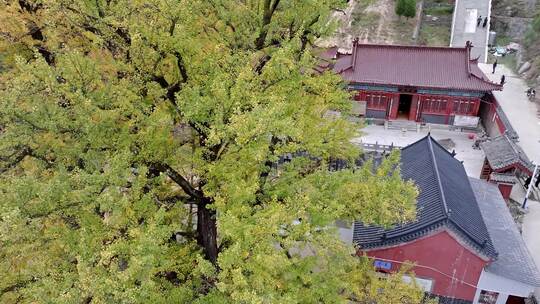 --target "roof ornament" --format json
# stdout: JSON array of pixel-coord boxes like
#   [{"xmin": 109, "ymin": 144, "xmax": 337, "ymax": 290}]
[
  {"xmin": 351, "ymin": 37, "xmax": 359, "ymax": 71},
  {"xmin": 451, "ymin": 149, "xmax": 456, "ymax": 157},
  {"xmin": 465, "ymin": 41, "xmax": 472, "ymax": 77}
]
